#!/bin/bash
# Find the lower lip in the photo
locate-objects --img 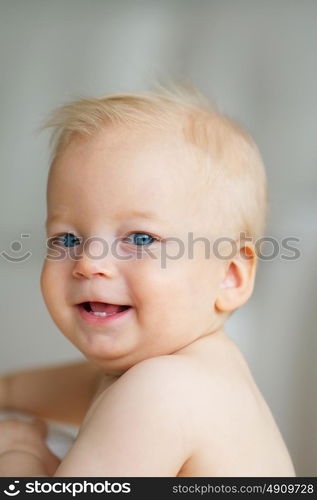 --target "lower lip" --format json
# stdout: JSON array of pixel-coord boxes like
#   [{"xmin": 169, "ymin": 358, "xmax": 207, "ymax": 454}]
[{"xmin": 76, "ymin": 304, "xmax": 132, "ymax": 325}]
